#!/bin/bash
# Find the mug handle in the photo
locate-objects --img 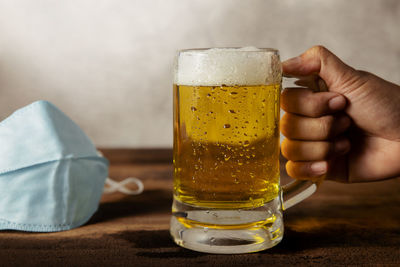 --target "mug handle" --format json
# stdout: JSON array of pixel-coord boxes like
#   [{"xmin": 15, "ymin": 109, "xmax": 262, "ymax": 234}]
[{"xmin": 281, "ymin": 180, "xmax": 317, "ymax": 210}]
